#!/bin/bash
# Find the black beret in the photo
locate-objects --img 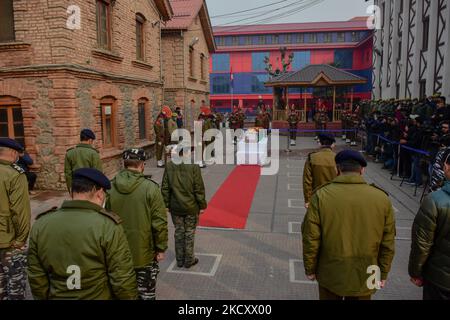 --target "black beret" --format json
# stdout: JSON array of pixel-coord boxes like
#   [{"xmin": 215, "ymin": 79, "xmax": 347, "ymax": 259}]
[
  {"xmin": 123, "ymin": 148, "xmax": 148, "ymax": 161},
  {"xmin": 318, "ymin": 133, "xmax": 336, "ymax": 144},
  {"xmin": 0, "ymin": 137, "xmax": 24, "ymax": 152},
  {"xmin": 335, "ymin": 150, "xmax": 367, "ymax": 168},
  {"xmin": 80, "ymin": 129, "xmax": 96, "ymax": 140},
  {"xmin": 73, "ymin": 168, "xmax": 111, "ymax": 190}
]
